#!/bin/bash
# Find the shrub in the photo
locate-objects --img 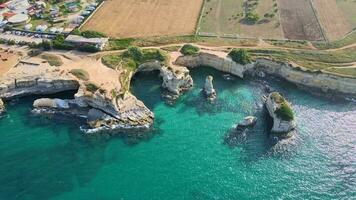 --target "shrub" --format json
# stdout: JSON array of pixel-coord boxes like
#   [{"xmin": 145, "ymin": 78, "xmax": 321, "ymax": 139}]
[
  {"xmin": 80, "ymin": 30, "xmax": 106, "ymax": 38},
  {"xmin": 85, "ymin": 82, "xmax": 99, "ymax": 92},
  {"xmin": 41, "ymin": 40, "xmax": 52, "ymax": 50},
  {"xmin": 180, "ymin": 44, "xmax": 200, "ymax": 56},
  {"xmin": 245, "ymin": 12, "xmax": 259, "ymax": 23},
  {"xmin": 275, "ymin": 102, "xmax": 294, "ymax": 121},
  {"xmin": 78, "ymin": 44, "xmax": 99, "ymax": 53},
  {"xmin": 228, "ymin": 49, "xmax": 252, "ymax": 65},
  {"xmin": 41, "ymin": 53, "xmax": 63, "ymax": 66},
  {"xmin": 122, "ymin": 46, "xmax": 143, "ymax": 61},
  {"xmin": 69, "ymin": 69, "xmax": 90, "ymax": 81}
]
